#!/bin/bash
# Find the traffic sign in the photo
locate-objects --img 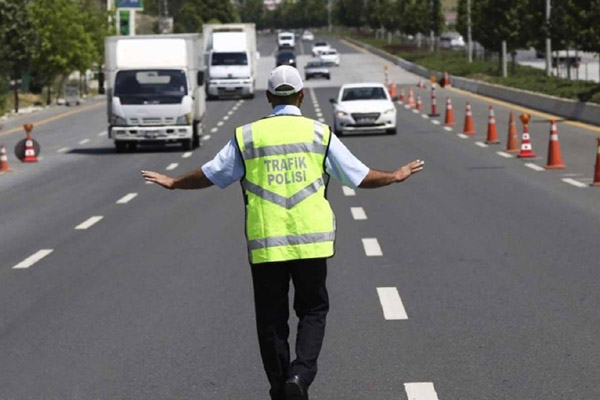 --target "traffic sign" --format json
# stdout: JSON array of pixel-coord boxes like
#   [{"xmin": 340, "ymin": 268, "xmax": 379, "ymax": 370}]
[{"xmin": 116, "ymin": 0, "xmax": 143, "ymax": 9}]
